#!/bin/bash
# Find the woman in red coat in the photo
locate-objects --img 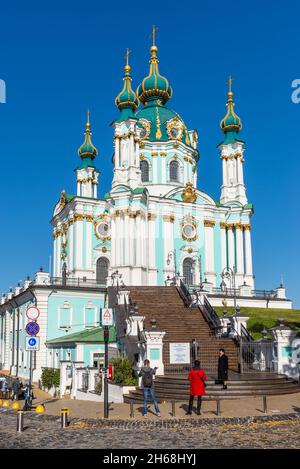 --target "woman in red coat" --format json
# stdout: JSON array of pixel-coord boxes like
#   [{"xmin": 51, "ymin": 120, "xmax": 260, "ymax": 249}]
[{"xmin": 186, "ymin": 360, "xmax": 207, "ymax": 415}]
